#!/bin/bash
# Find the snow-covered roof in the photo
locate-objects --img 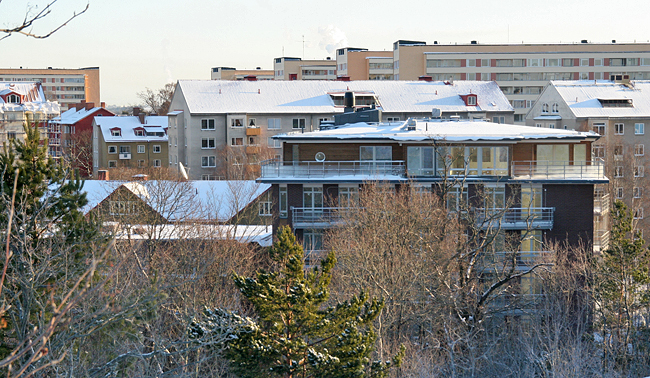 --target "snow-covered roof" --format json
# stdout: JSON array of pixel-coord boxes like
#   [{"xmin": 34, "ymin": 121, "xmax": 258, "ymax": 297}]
[
  {"xmin": 0, "ymin": 82, "xmax": 59, "ymax": 115},
  {"xmin": 51, "ymin": 106, "xmax": 114, "ymax": 125},
  {"xmin": 110, "ymin": 224, "xmax": 272, "ymax": 246},
  {"xmin": 551, "ymin": 80, "xmax": 650, "ymax": 118},
  {"xmin": 275, "ymin": 119, "xmax": 600, "ymax": 143},
  {"xmin": 80, "ymin": 180, "xmax": 271, "ymax": 222},
  {"xmin": 176, "ymin": 80, "xmax": 513, "ymax": 115},
  {"xmin": 94, "ymin": 116, "xmax": 168, "ymax": 142}
]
